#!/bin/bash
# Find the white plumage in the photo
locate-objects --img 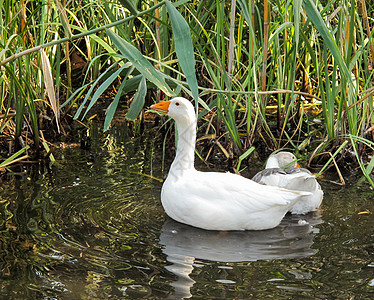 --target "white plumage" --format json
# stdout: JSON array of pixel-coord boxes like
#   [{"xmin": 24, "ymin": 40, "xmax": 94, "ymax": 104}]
[
  {"xmin": 252, "ymin": 151, "xmax": 323, "ymax": 214},
  {"xmin": 151, "ymin": 97, "xmax": 311, "ymax": 230}
]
